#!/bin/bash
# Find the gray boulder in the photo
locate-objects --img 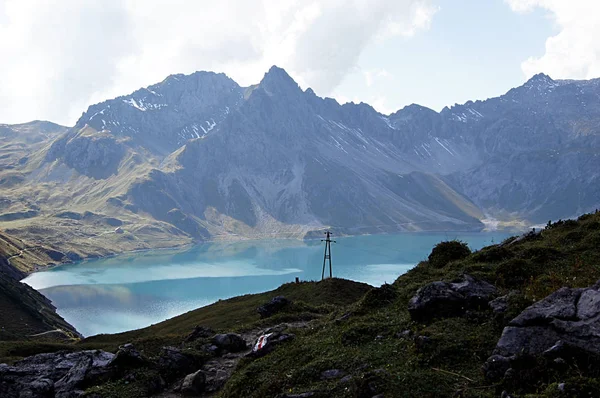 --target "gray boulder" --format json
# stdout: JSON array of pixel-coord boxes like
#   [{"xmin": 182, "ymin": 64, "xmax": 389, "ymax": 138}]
[
  {"xmin": 0, "ymin": 350, "xmax": 115, "ymax": 398},
  {"xmin": 257, "ymin": 296, "xmax": 291, "ymax": 318},
  {"xmin": 484, "ymin": 281, "xmax": 600, "ymax": 381},
  {"xmin": 320, "ymin": 369, "xmax": 346, "ymax": 380},
  {"xmin": 157, "ymin": 347, "xmax": 198, "ymax": 380},
  {"xmin": 181, "ymin": 370, "xmax": 206, "ymax": 396},
  {"xmin": 408, "ymin": 274, "xmax": 497, "ymax": 321},
  {"xmin": 54, "ymin": 355, "xmax": 92, "ymax": 396},
  {"xmin": 211, "ymin": 333, "xmax": 247, "ymax": 353},
  {"xmin": 109, "ymin": 343, "xmax": 147, "ymax": 370}
]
